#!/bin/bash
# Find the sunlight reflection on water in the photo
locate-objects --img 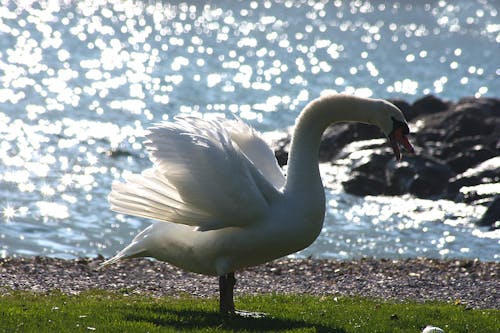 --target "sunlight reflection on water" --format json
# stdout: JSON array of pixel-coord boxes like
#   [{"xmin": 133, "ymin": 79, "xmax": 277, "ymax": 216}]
[{"xmin": 0, "ymin": 0, "xmax": 498, "ymax": 260}]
